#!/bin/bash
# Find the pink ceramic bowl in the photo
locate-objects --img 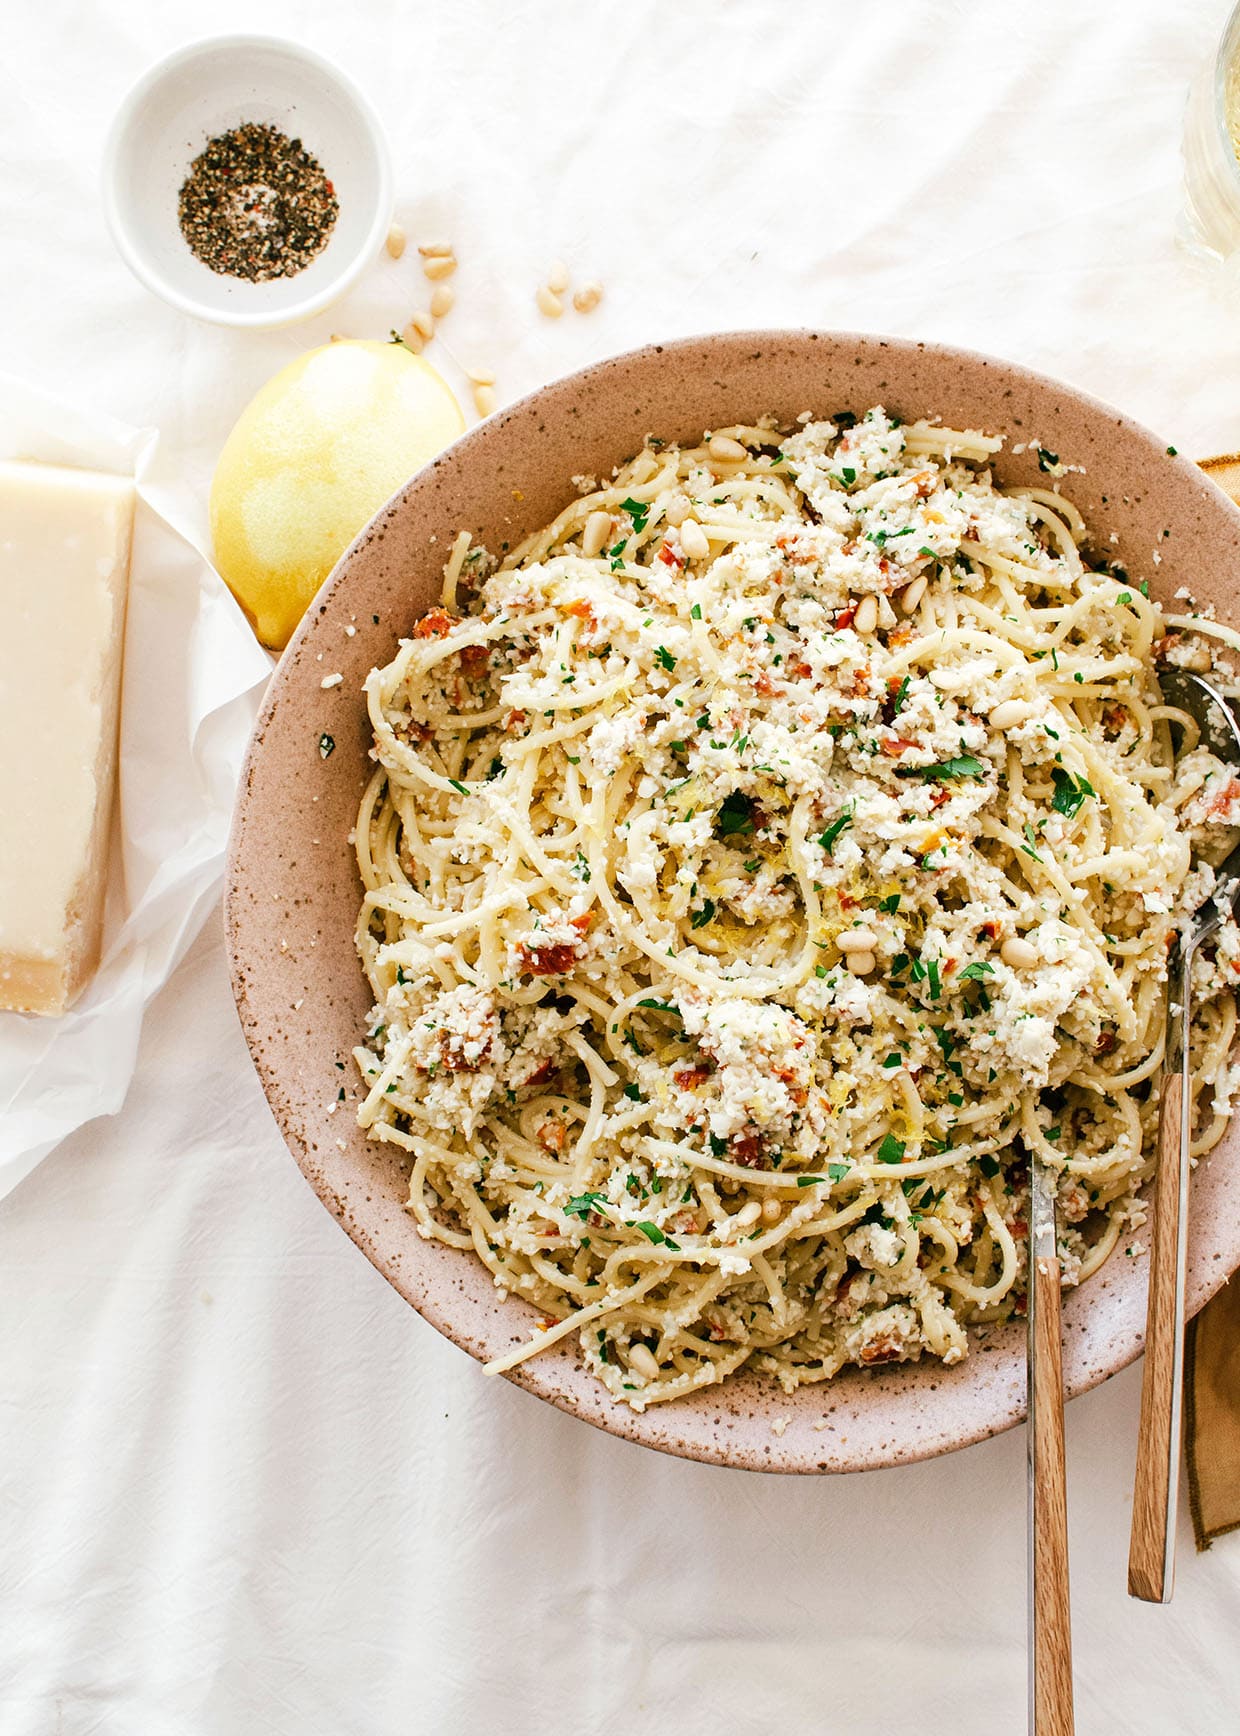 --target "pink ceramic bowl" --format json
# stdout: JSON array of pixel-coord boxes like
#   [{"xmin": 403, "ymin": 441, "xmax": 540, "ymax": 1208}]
[{"xmin": 225, "ymin": 330, "xmax": 1240, "ymax": 1472}]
